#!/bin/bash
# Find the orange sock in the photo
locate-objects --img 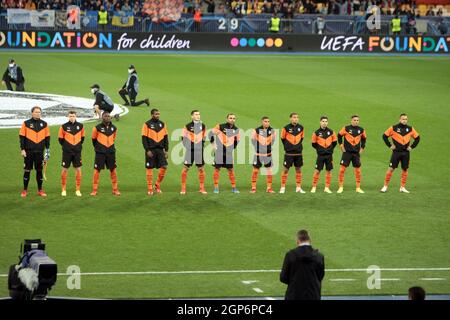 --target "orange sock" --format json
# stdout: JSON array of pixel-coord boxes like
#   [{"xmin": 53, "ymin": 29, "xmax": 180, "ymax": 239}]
[
  {"xmin": 338, "ymin": 165, "xmax": 346, "ymax": 187},
  {"xmin": 325, "ymin": 171, "xmax": 332, "ymax": 188},
  {"xmin": 401, "ymin": 170, "xmax": 408, "ymax": 187},
  {"xmin": 251, "ymin": 168, "xmax": 259, "ymax": 189},
  {"xmin": 181, "ymin": 167, "xmax": 188, "ymax": 190},
  {"xmin": 110, "ymin": 169, "xmax": 118, "ymax": 192},
  {"xmin": 156, "ymin": 167, "xmax": 166, "ymax": 186},
  {"xmin": 384, "ymin": 170, "xmax": 393, "ymax": 186},
  {"xmin": 295, "ymin": 171, "xmax": 302, "ymax": 188},
  {"xmin": 75, "ymin": 170, "xmax": 81, "ymax": 191},
  {"xmin": 92, "ymin": 169, "xmax": 100, "ymax": 192},
  {"xmin": 213, "ymin": 168, "xmax": 220, "ymax": 188},
  {"xmin": 61, "ymin": 170, "xmax": 67, "ymax": 191},
  {"xmin": 281, "ymin": 171, "xmax": 288, "ymax": 188},
  {"xmin": 266, "ymin": 168, "xmax": 273, "ymax": 189},
  {"xmin": 146, "ymin": 169, "xmax": 153, "ymax": 192},
  {"xmin": 198, "ymin": 168, "xmax": 205, "ymax": 189},
  {"xmin": 312, "ymin": 171, "xmax": 320, "ymax": 187},
  {"xmin": 354, "ymin": 167, "xmax": 361, "ymax": 188},
  {"xmin": 228, "ymin": 169, "xmax": 236, "ymax": 188}
]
